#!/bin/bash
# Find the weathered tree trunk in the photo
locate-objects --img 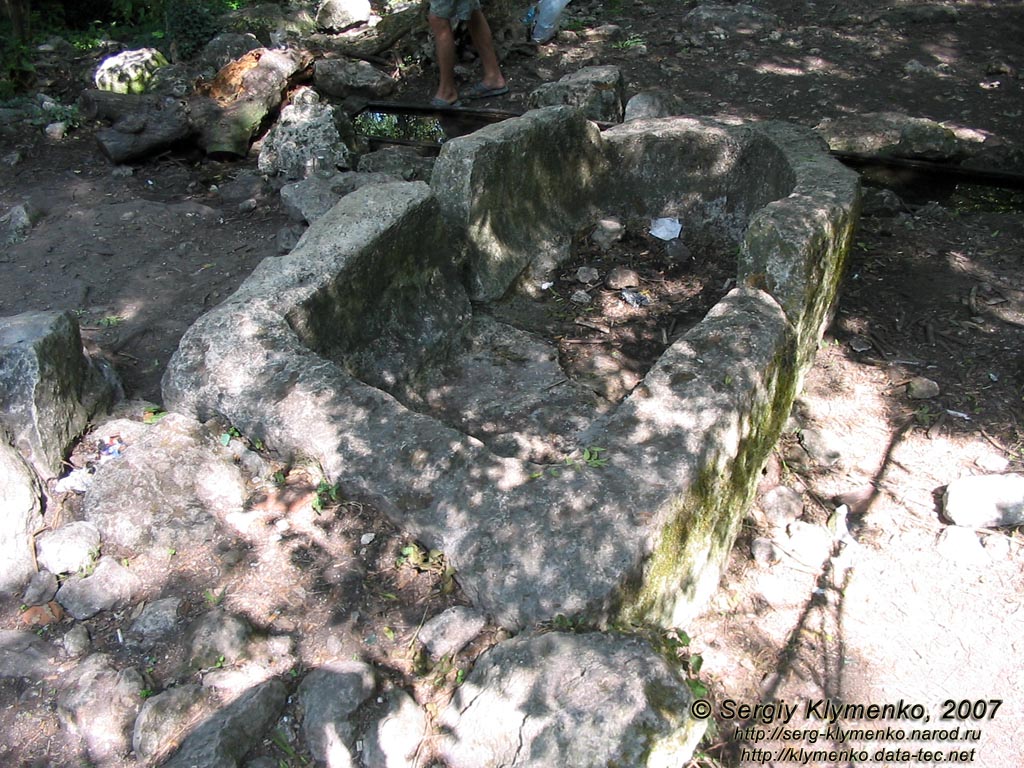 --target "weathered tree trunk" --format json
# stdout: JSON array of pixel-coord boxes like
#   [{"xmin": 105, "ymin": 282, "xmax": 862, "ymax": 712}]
[
  {"xmin": 196, "ymin": 48, "xmax": 313, "ymax": 157},
  {"xmin": 1, "ymin": 0, "xmax": 31, "ymax": 43},
  {"xmin": 80, "ymin": 48, "xmax": 312, "ymax": 163},
  {"xmin": 81, "ymin": 91, "xmax": 194, "ymax": 164}
]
